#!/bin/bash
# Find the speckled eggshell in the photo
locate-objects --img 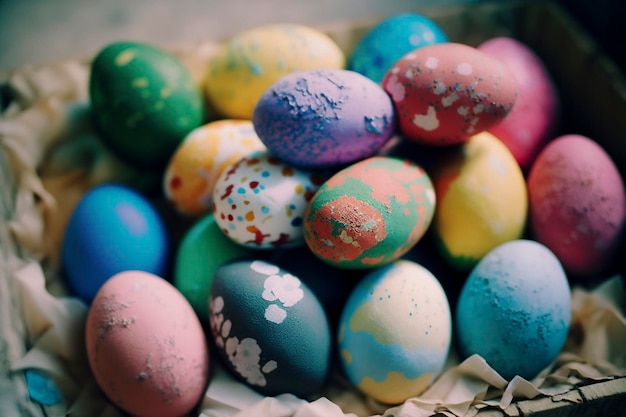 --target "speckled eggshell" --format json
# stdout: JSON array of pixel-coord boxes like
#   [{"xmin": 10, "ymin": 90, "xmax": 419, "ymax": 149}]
[
  {"xmin": 164, "ymin": 119, "xmax": 266, "ymax": 217},
  {"xmin": 209, "ymin": 259, "xmax": 331, "ymax": 398},
  {"xmin": 252, "ymin": 68, "xmax": 396, "ymax": 169},
  {"xmin": 338, "ymin": 259, "xmax": 451, "ymax": 404},
  {"xmin": 455, "ymin": 240, "xmax": 571, "ymax": 380},
  {"xmin": 205, "ymin": 24, "xmax": 345, "ymax": 119},
  {"xmin": 527, "ymin": 134, "xmax": 626, "ymax": 279},
  {"xmin": 86, "ymin": 270, "xmax": 209, "ymax": 417},
  {"xmin": 89, "ymin": 41, "xmax": 205, "ymax": 169},
  {"xmin": 303, "ymin": 156, "xmax": 436, "ymax": 269},
  {"xmin": 212, "ymin": 150, "xmax": 325, "ymax": 249},
  {"xmin": 430, "ymin": 131, "xmax": 528, "ymax": 271},
  {"xmin": 348, "ymin": 13, "xmax": 448, "ymax": 84},
  {"xmin": 382, "ymin": 42, "xmax": 518, "ymax": 146},
  {"xmin": 478, "ymin": 37, "xmax": 560, "ymax": 170}
]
